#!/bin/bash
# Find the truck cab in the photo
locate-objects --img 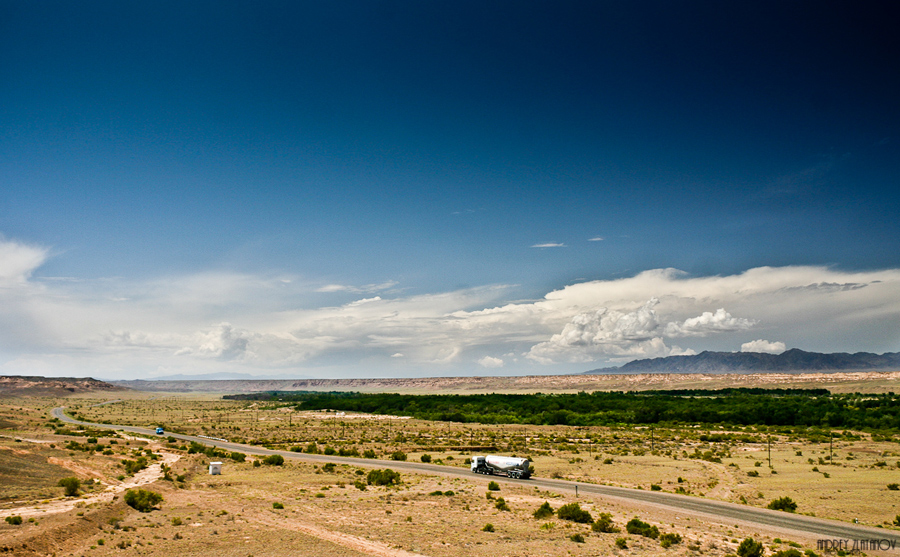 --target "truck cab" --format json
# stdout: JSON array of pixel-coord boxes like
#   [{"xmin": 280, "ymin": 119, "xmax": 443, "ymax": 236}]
[{"xmin": 155, "ymin": 427, "xmax": 164, "ymax": 435}]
